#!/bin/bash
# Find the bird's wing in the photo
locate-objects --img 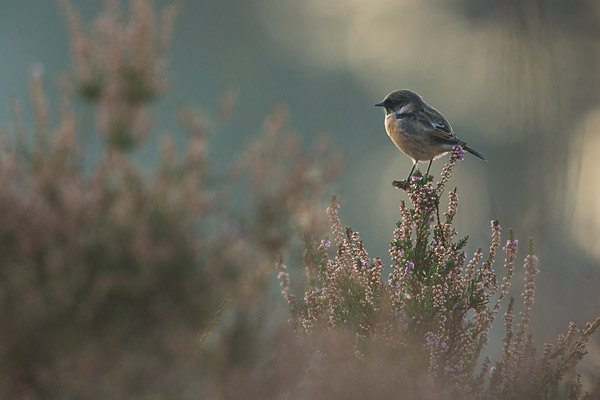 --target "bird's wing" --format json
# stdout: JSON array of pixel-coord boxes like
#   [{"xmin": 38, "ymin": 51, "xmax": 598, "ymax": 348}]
[{"xmin": 418, "ymin": 107, "xmax": 459, "ymax": 145}]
